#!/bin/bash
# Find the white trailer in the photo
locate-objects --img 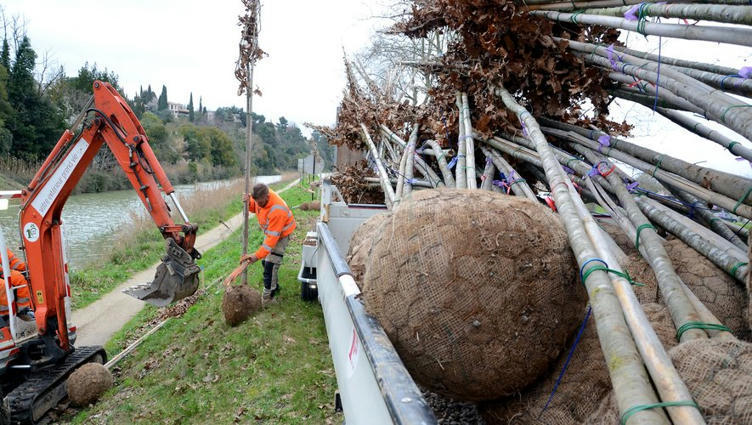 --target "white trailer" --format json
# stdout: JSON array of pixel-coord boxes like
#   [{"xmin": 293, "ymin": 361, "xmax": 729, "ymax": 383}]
[{"xmin": 297, "ymin": 180, "xmax": 437, "ymax": 425}]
